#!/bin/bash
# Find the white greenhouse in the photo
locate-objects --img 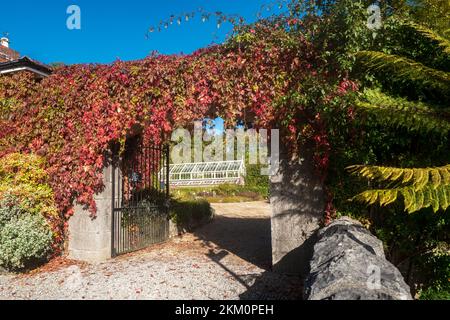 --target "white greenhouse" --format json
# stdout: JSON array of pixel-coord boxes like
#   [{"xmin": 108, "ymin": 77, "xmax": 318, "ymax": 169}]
[{"xmin": 163, "ymin": 160, "xmax": 246, "ymax": 187}]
